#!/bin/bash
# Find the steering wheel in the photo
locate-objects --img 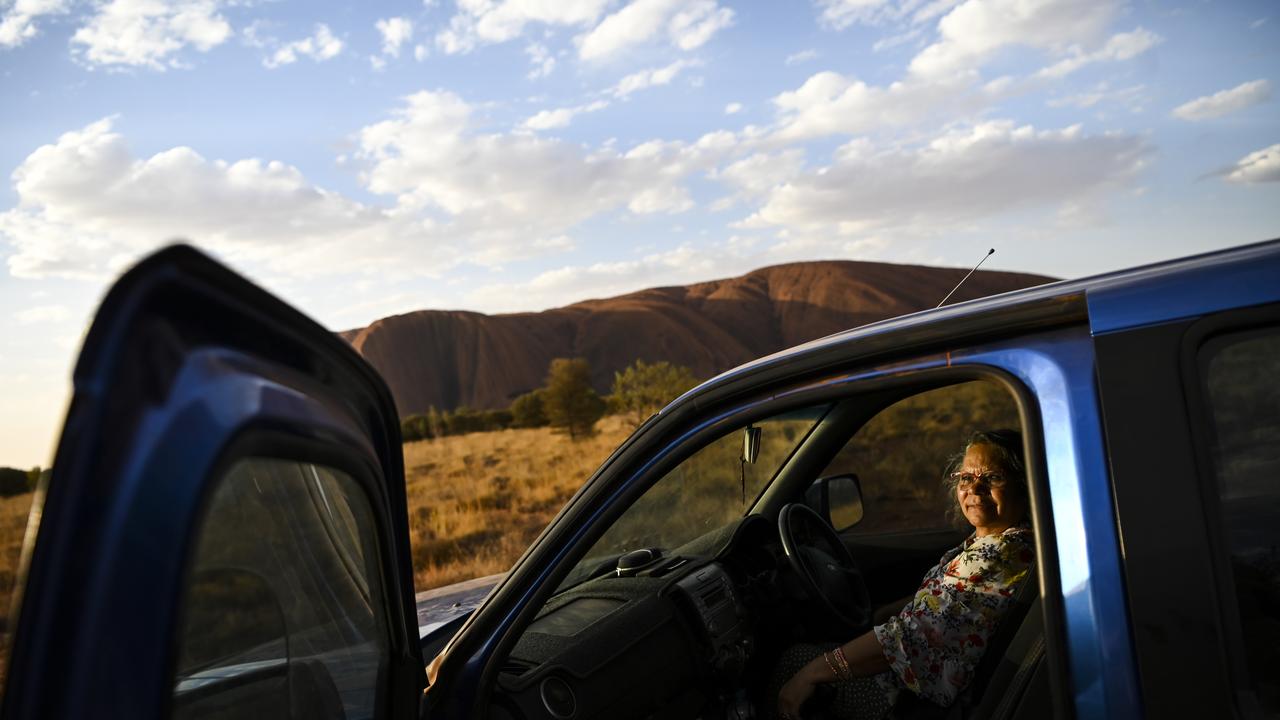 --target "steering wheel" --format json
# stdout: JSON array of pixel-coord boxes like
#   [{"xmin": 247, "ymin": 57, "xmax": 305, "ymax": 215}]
[{"xmin": 777, "ymin": 503, "xmax": 871, "ymax": 632}]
